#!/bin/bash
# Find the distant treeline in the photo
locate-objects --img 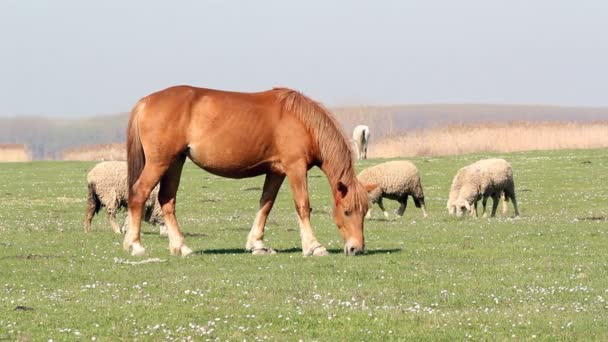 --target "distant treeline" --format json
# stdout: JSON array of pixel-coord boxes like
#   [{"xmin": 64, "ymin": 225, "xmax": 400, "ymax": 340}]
[
  {"xmin": 1, "ymin": 104, "xmax": 608, "ymax": 160},
  {"xmin": 0, "ymin": 113, "xmax": 128, "ymax": 159}
]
